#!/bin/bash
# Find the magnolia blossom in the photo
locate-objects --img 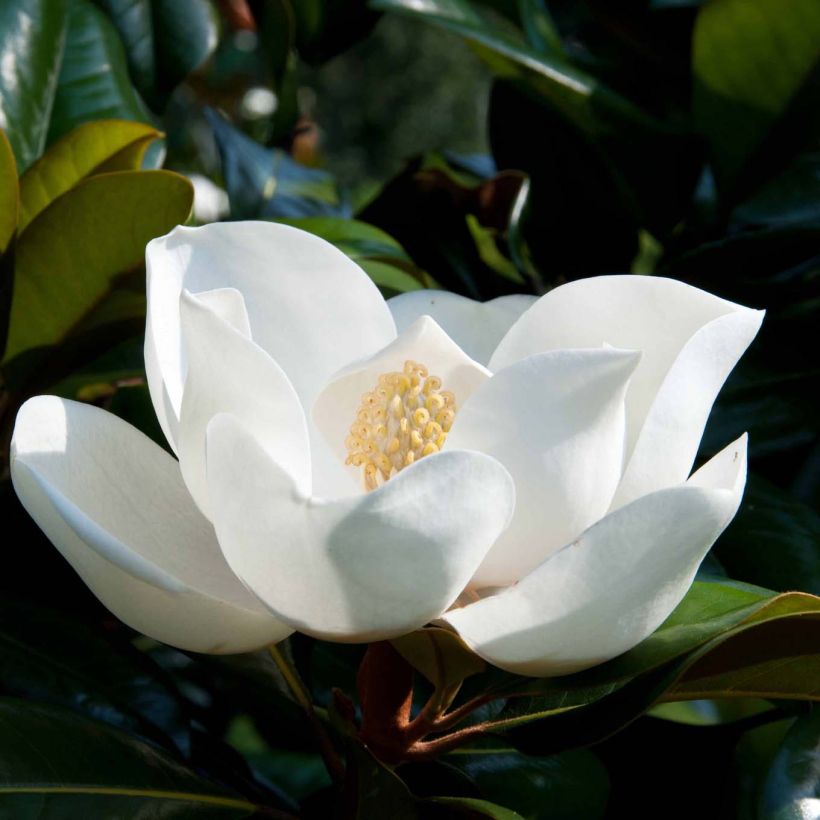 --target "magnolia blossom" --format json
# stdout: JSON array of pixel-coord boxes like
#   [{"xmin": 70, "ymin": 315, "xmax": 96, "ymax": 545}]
[{"xmin": 11, "ymin": 222, "xmax": 763, "ymax": 676}]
